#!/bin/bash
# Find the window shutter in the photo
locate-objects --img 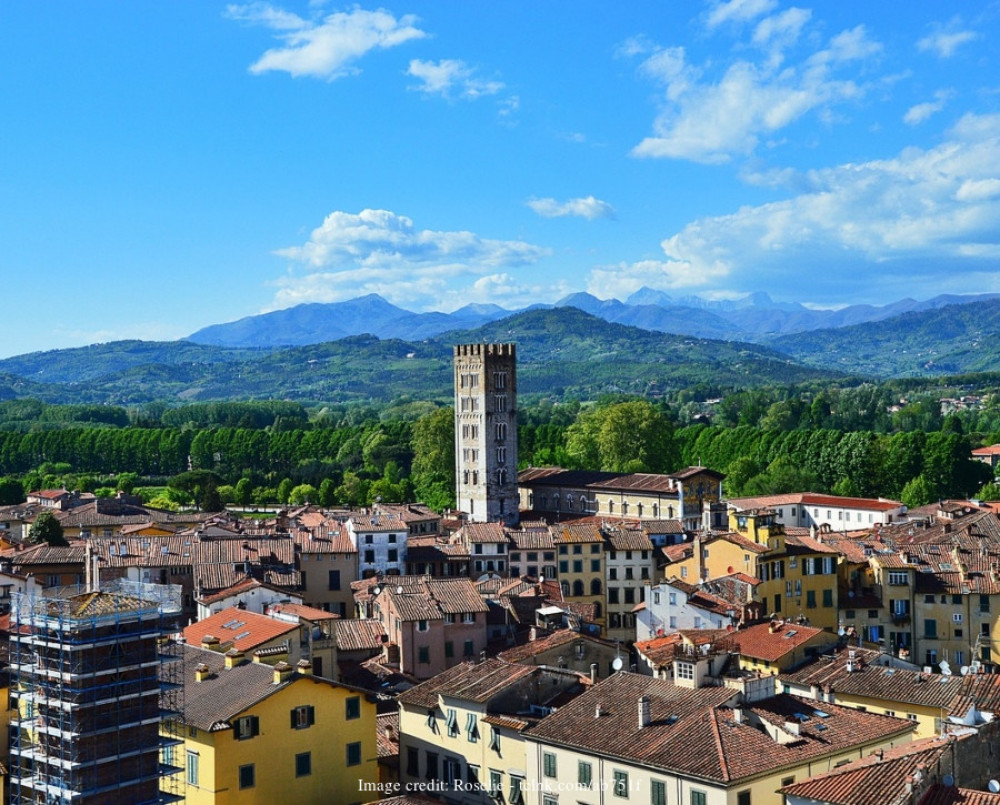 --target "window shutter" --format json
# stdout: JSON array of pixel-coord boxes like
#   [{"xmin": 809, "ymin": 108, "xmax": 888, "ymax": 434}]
[
  {"xmin": 291, "ymin": 709, "xmax": 298, "ymax": 729},
  {"xmin": 307, "ymin": 706, "xmax": 315, "ymax": 726}
]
